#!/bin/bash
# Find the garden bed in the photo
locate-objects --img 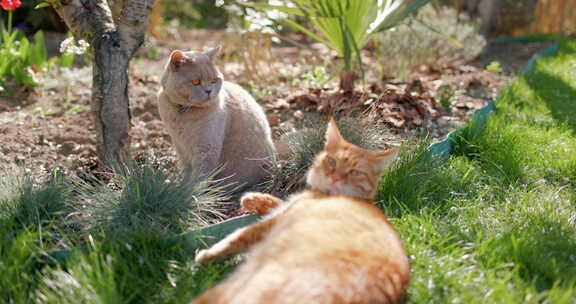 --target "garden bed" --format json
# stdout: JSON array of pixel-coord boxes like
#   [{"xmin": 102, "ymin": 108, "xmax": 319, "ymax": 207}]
[{"xmin": 0, "ymin": 29, "xmax": 553, "ymax": 184}]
